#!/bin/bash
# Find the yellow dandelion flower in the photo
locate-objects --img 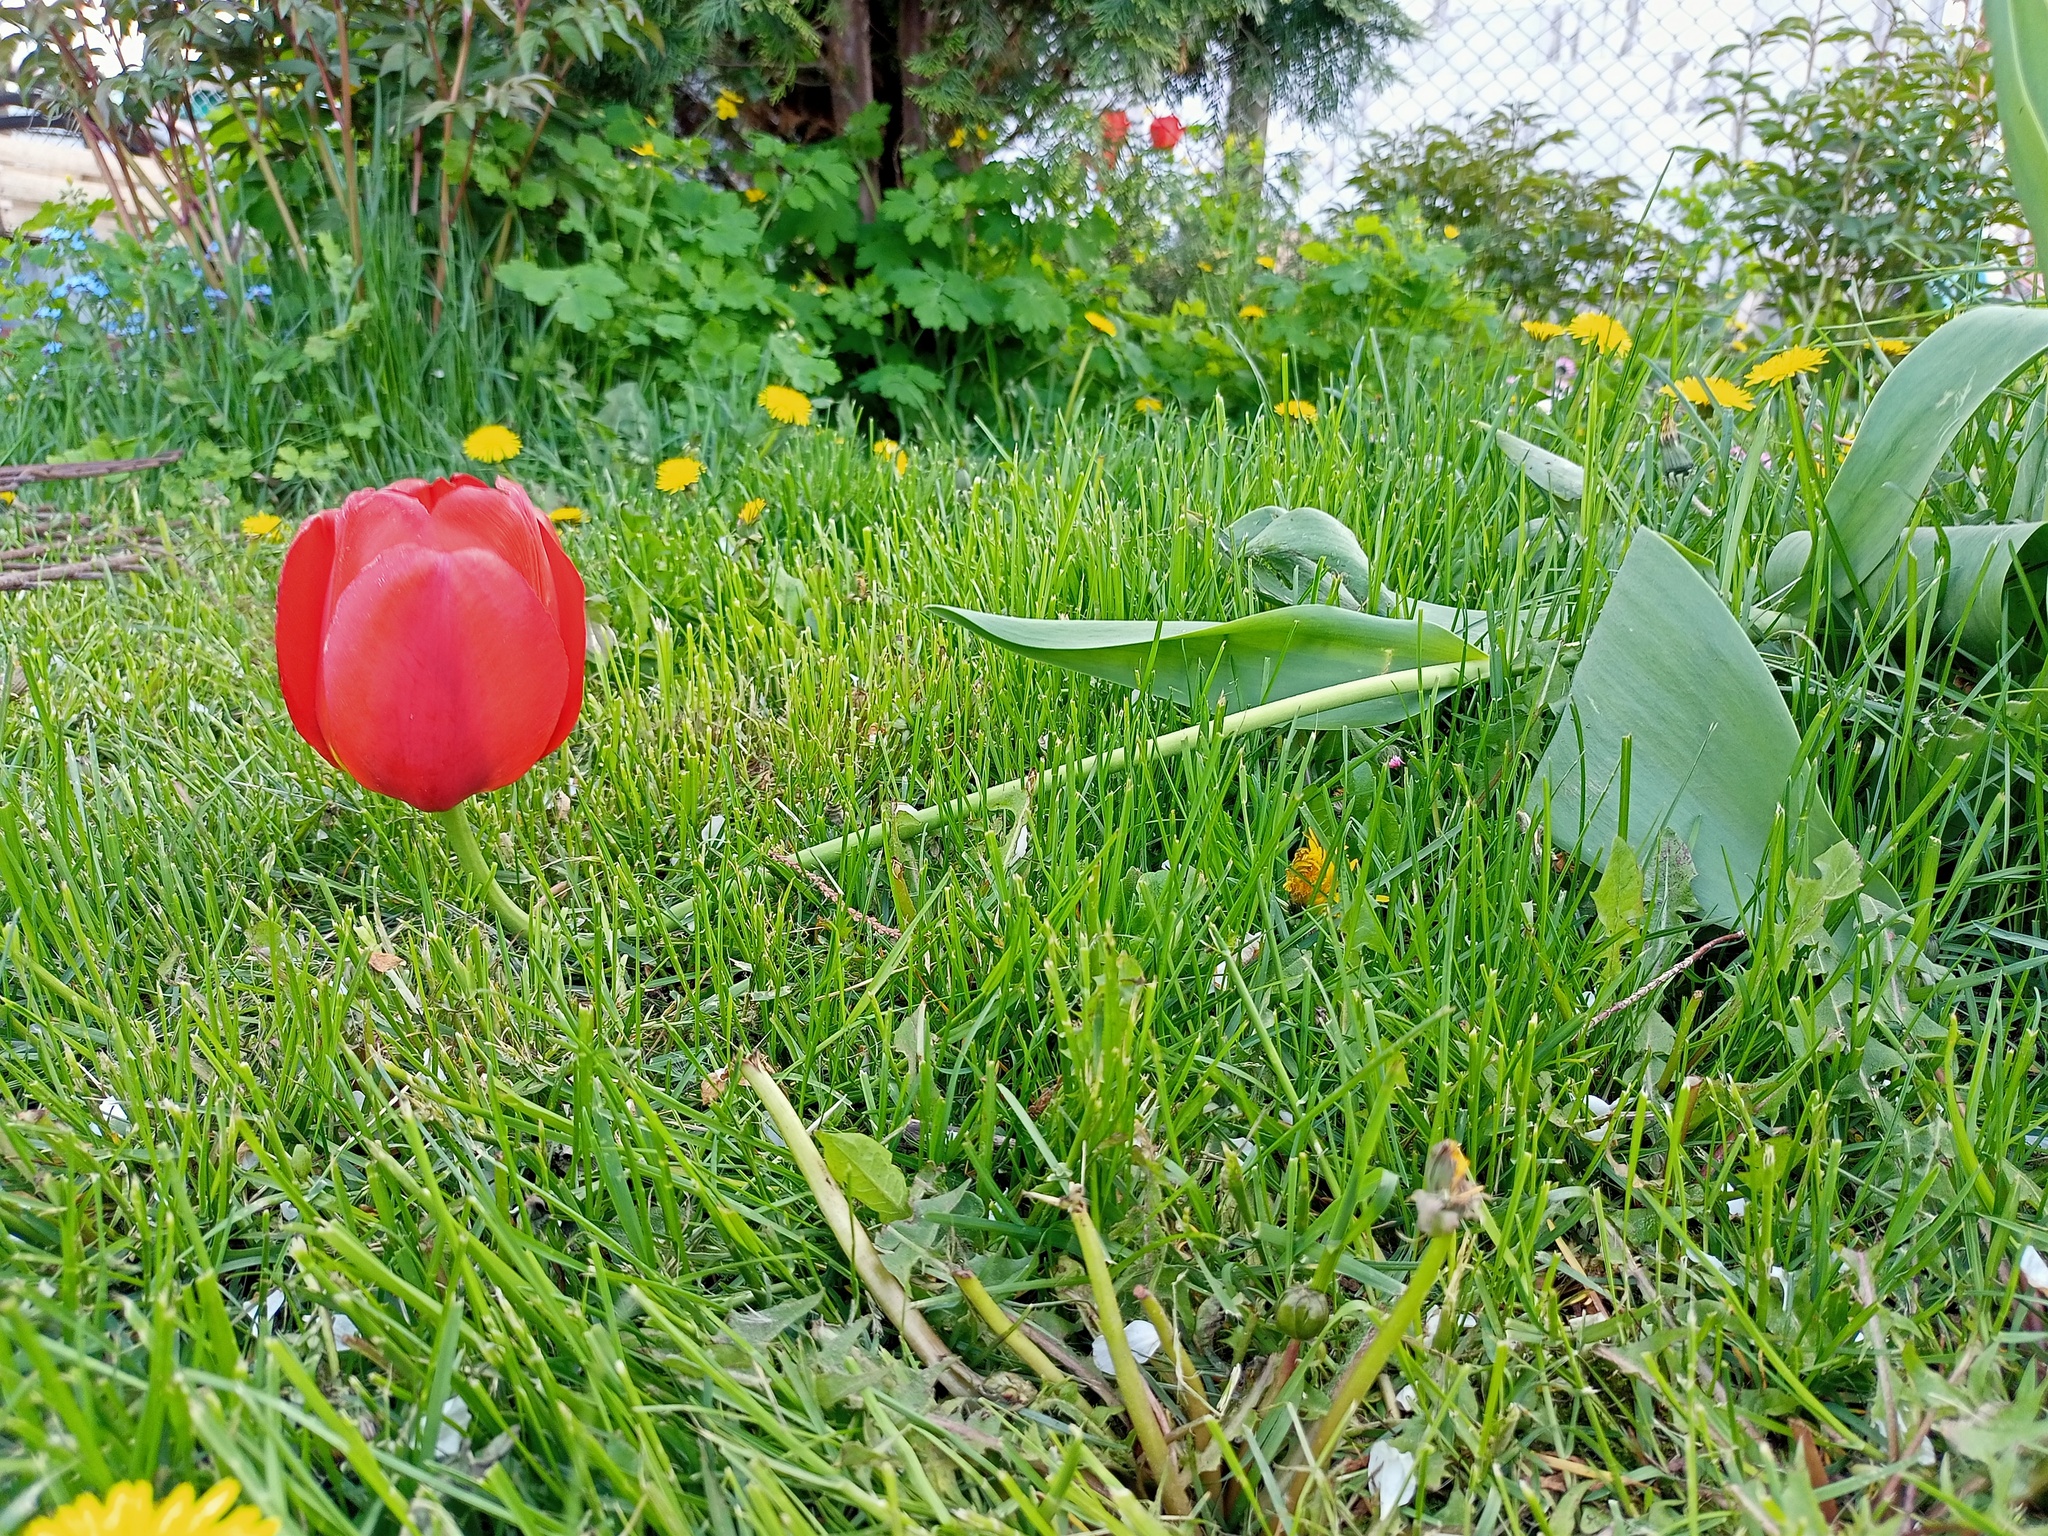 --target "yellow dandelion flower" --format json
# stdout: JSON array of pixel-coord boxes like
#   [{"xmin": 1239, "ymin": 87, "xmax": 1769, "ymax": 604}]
[
  {"xmin": 1284, "ymin": 834, "xmax": 1360, "ymax": 908},
  {"xmin": 757, "ymin": 385, "xmax": 812, "ymax": 426},
  {"xmin": 1084, "ymin": 311, "xmax": 1117, "ymax": 336},
  {"xmin": 976, "ymin": 125, "xmax": 991, "ymax": 141},
  {"xmin": 1704, "ymin": 376, "xmax": 1755, "ymax": 411},
  {"xmin": 715, "ymin": 89, "xmax": 743, "ymax": 121},
  {"xmin": 872, "ymin": 438, "xmax": 899, "ymax": 457},
  {"xmin": 744, "ymin": 187, "xmax": 767, "ymax": 203},
  {"xmin": 738, "ymin": 497, "xmax": 767, "ymax": 525},
  {"xmin": 1521, "ymin": 319, "xmax": 1567, "ymax": 341},
  {"xmin": 549, "ymin": 505, "xmax": 586, "ymax": 525},
  {"xmin": 948, "ymin": 127, "xmax": 967, "ymax": 148},
  {"xmin": 1256, "ymin": 255, "xmax": 1276, "ymax": 270},
  {"xmin": 1134, "ymin": 396, "xmax": 1164, "ymax": 413},
  {"xmin": 631, "ymin": 140, "xmax": 656, "ymax": 157},
  {"xmin": 1275, "ymin": 398, "xmax": 1318, "ymax": 422},
  {"xmin": 1238, "ymin": 303, "xmax": 1267, "ymax": 319},
  {"xmin": 1566, "ymin": 311, "xmax": 1631, "ymax": 355},
  {"xmin": 1744, "ymin": 344, "xmax": 1827, "ymax": 387},
  {"xmin": 462, "ymin": 424, "xmax": 522, "ymax": 464},
  {"xmin": 1876, "ymin": 338, "xmax": 1912, "ymax": 357},
  {"xmin": 240, "ymin": 513, "xmax": 284, "ymax": 540},
  {"xmin": 1443, "ymin": 224, "xmax": 1461, "ymax": 239},
  {"xmin": 0, "ymin": 490, "xmax": 15, "ymax": 504},
  {"xmin": 1670, "ymin": 377, "xmax": 1712, "ymax": 407},
  {"xmin": 891, "ymin": 449, "xmax": 908, "ymax": 476},
  {"xmin": 25, "ymin": 1479, "xmax": 279, "ymax": 1536},
  {"xmin": 1197, "ymin": 261, "xmax": 1214, "ymax": 273},
  {"xmin": 656, "ymin": 455, "xmax": 703, "ymax": 493}
]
